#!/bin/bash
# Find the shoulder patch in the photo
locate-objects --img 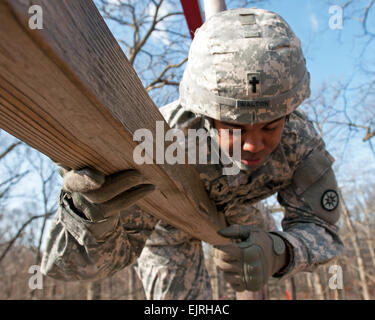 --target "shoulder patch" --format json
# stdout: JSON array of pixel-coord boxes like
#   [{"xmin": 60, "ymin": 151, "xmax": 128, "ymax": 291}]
[
  {"xmin": 292, "ymin": 148, "xmax": 334, "ymax": 195},
  {"xmin": 295, "ymin": 168, "xmax": 341, "ymax": 225},
  {"xmin": 321, "ymin": 189, "xmax": 339, "ymax": 211}
]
